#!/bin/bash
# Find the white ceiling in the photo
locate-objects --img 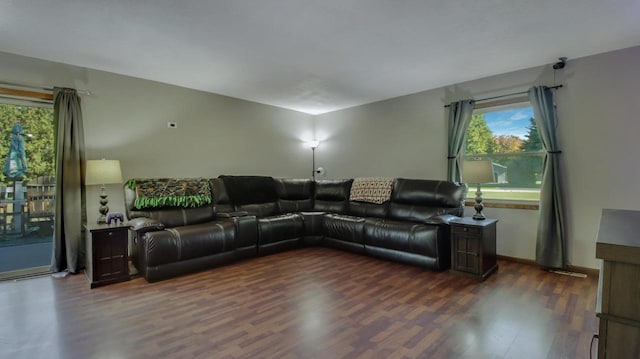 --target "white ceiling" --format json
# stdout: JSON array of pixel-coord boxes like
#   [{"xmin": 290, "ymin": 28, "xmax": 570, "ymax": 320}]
[{"xmin": 1, "ymin": 1, "xmax": 639, "ymax": 114}]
